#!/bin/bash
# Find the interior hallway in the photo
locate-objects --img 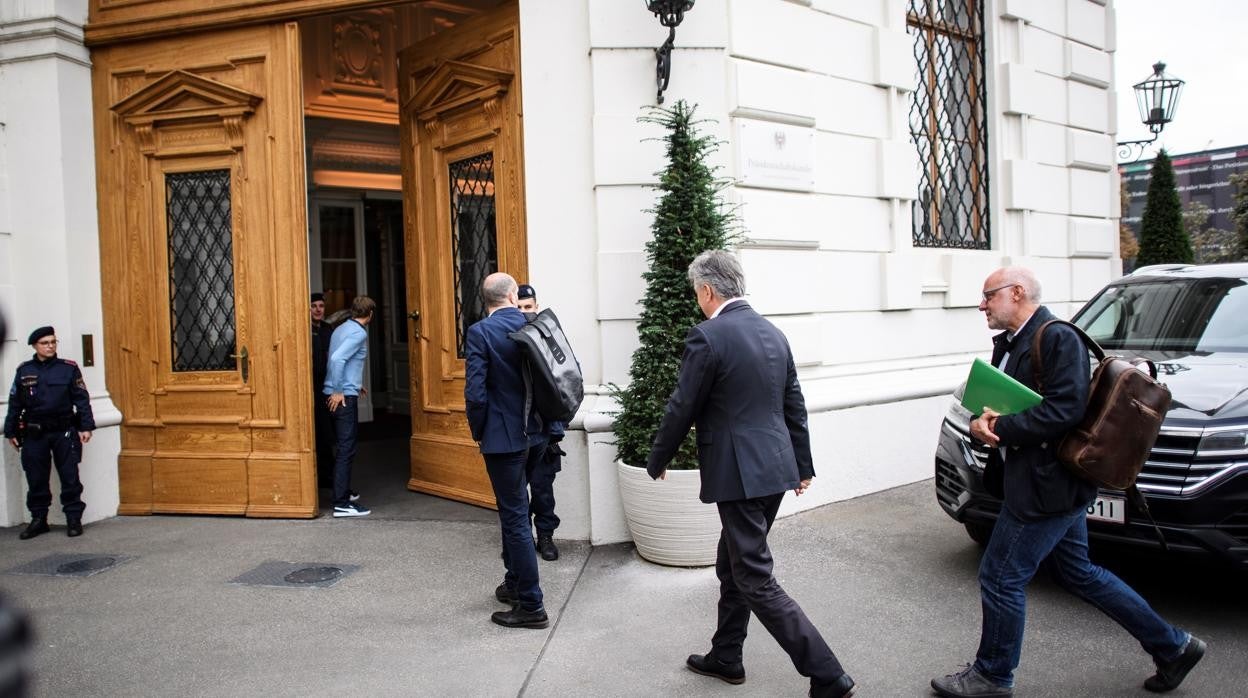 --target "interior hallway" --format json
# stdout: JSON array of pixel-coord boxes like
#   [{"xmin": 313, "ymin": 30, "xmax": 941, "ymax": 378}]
[{"xmin": 315, "ymin": 410, "xmax": 496, "ymax": 525}]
